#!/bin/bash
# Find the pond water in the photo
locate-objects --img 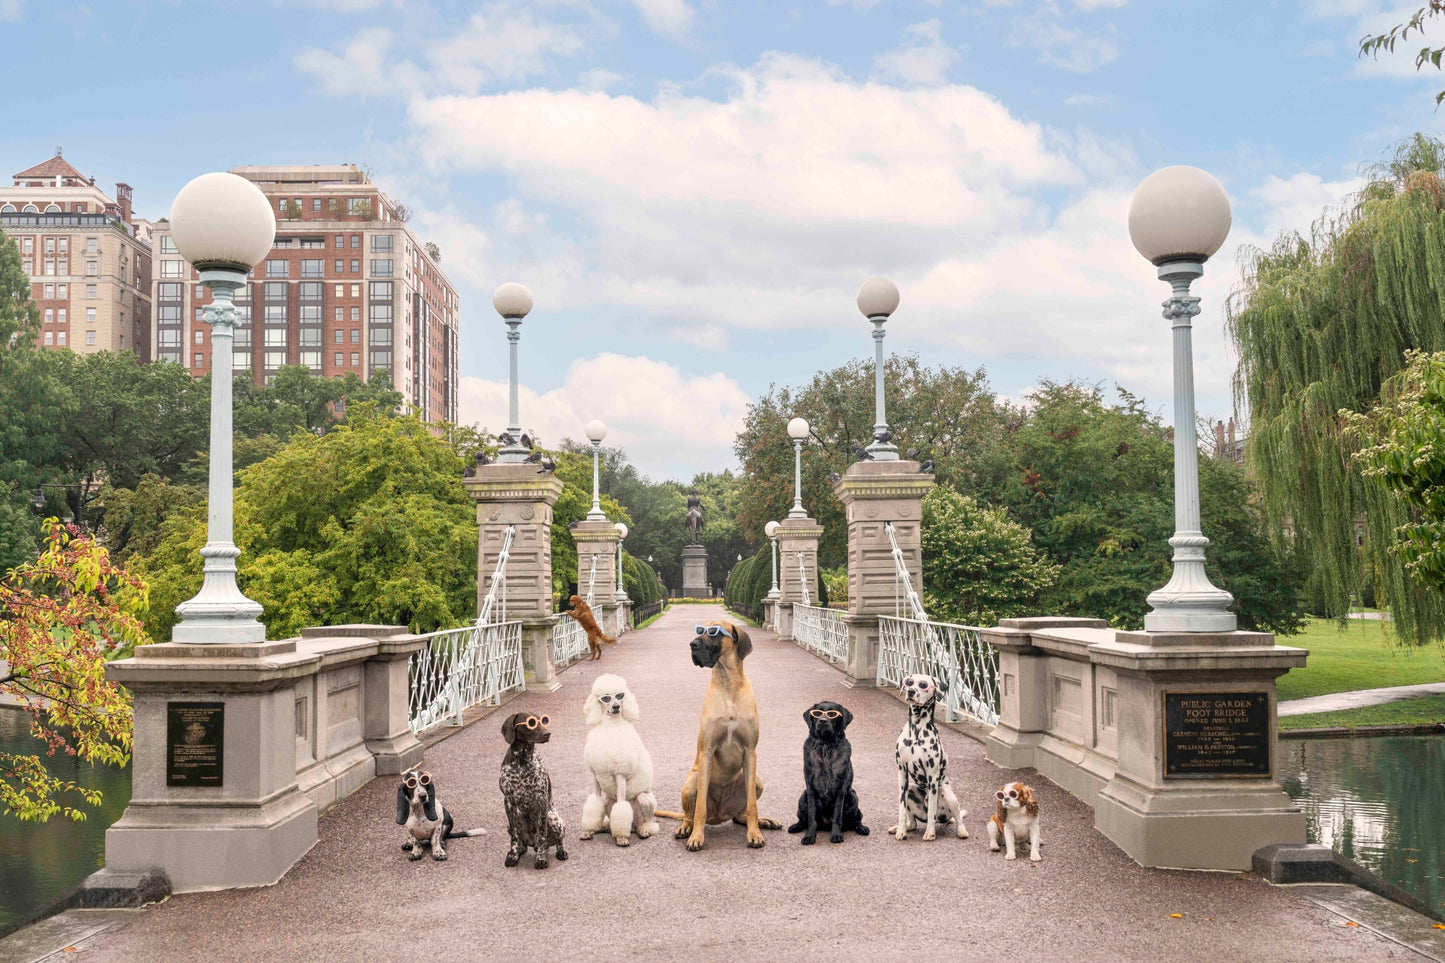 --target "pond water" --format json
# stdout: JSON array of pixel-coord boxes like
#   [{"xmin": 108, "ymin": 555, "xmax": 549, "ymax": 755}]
[
  {"xmin": 0, "ymin": 708, "xmax": 131, "ymax": 931},
  {"xmin": 1278, "ymin": 734, "xmax": 1445, "ymax": 912}
]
